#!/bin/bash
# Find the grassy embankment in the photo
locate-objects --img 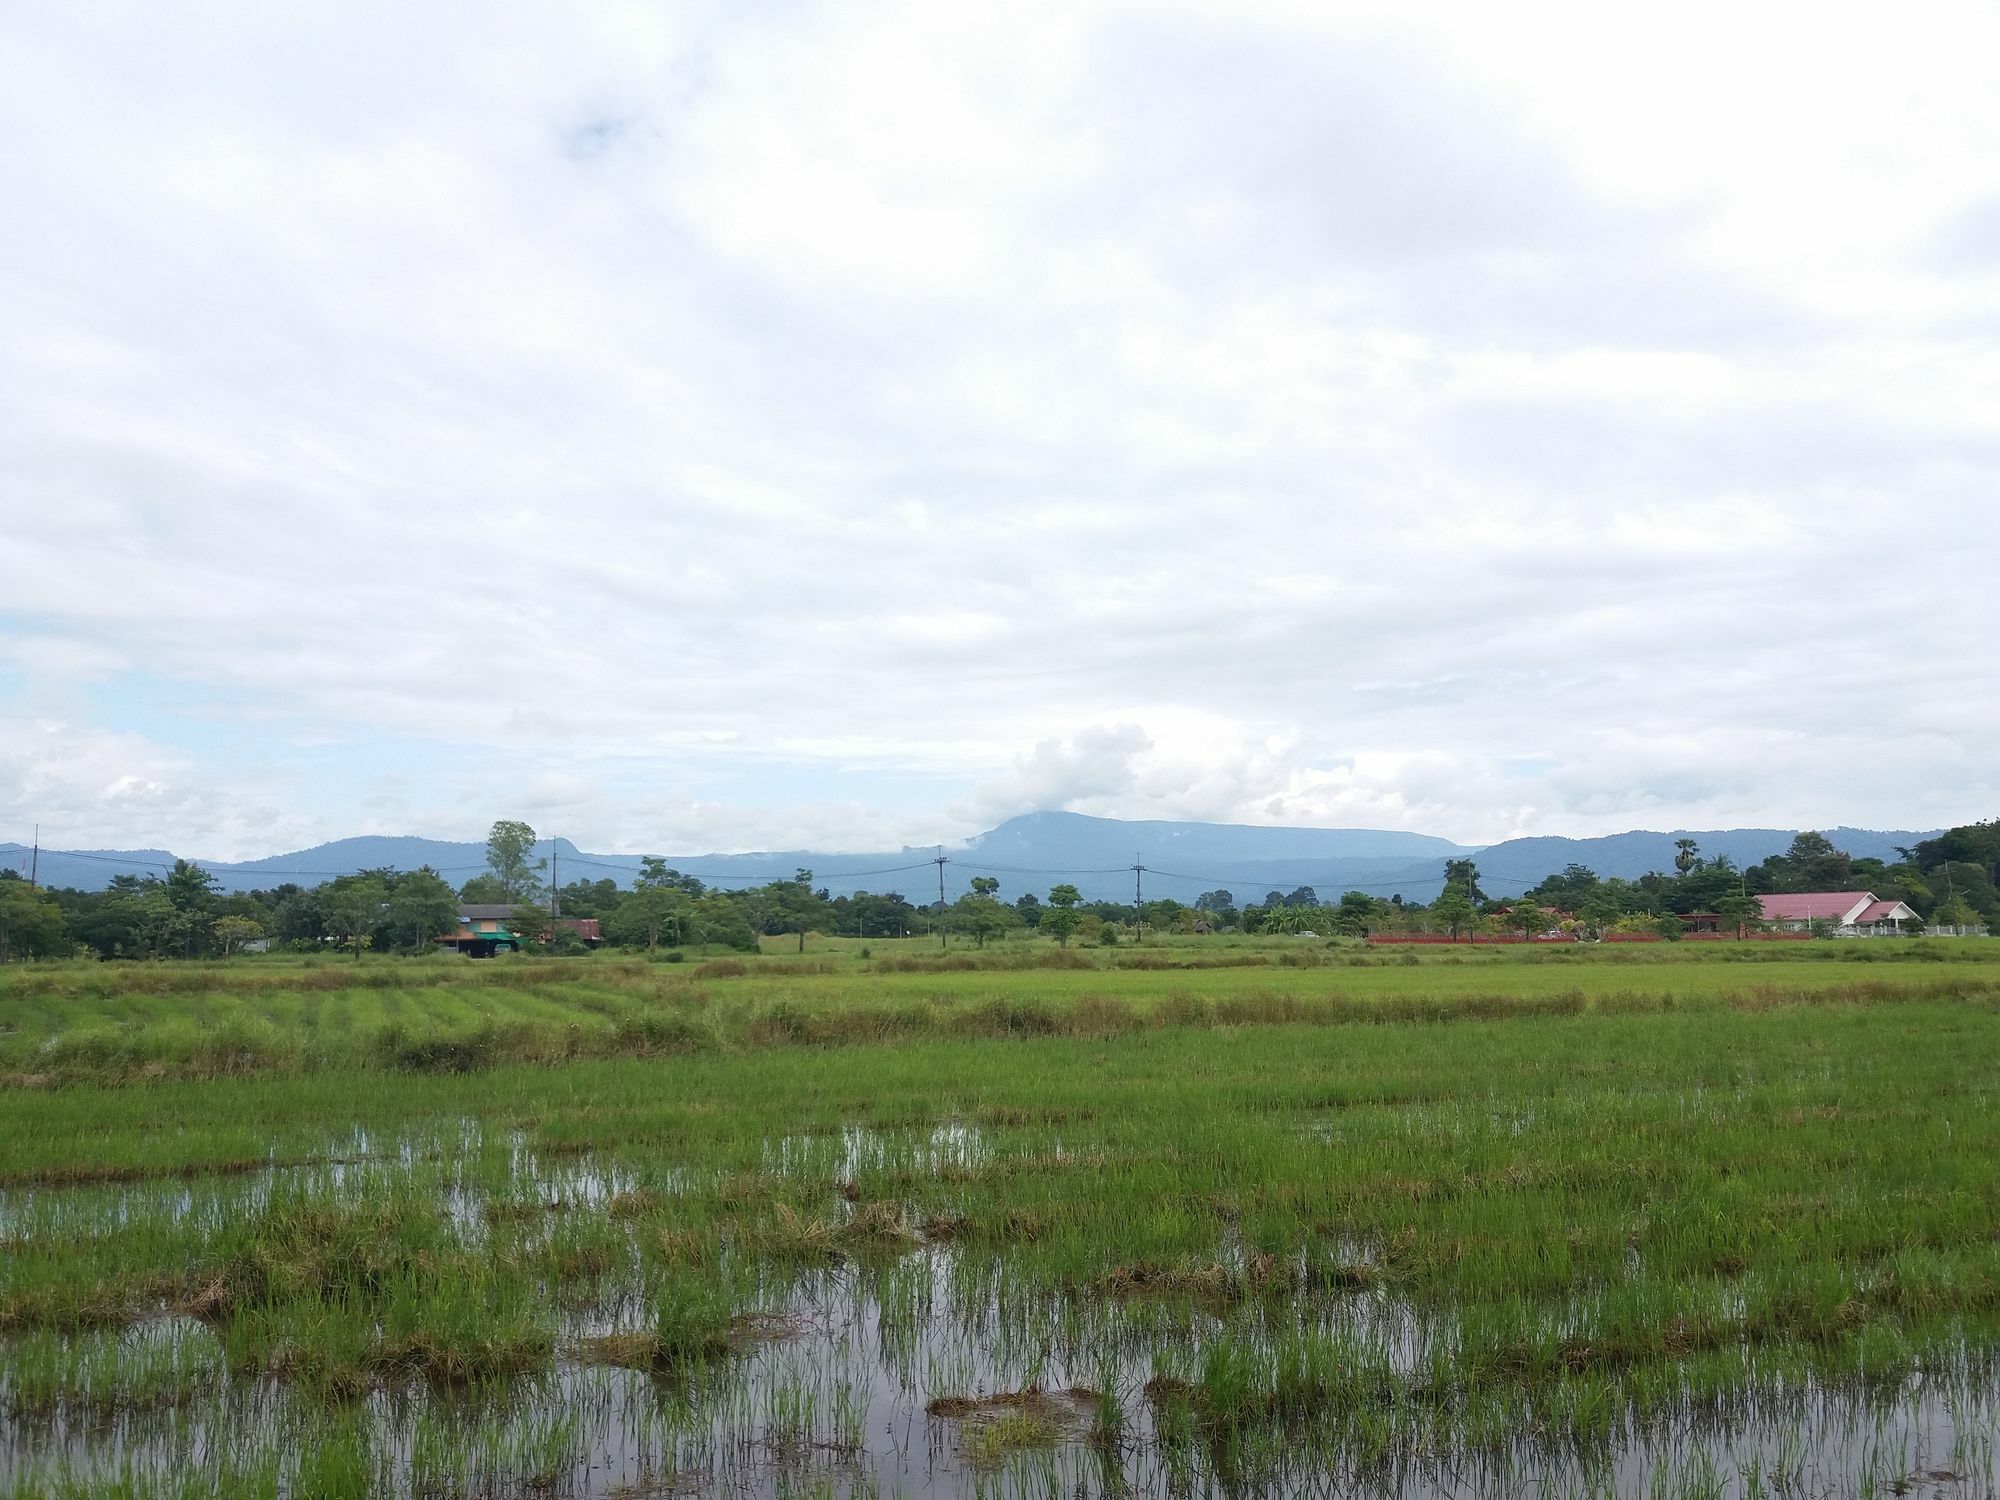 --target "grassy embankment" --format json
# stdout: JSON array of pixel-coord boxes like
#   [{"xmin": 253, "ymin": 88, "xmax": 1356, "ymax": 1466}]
[{"xmin": 1, "ymin": 940, "xmax": 1997, "ymax": 1496}]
